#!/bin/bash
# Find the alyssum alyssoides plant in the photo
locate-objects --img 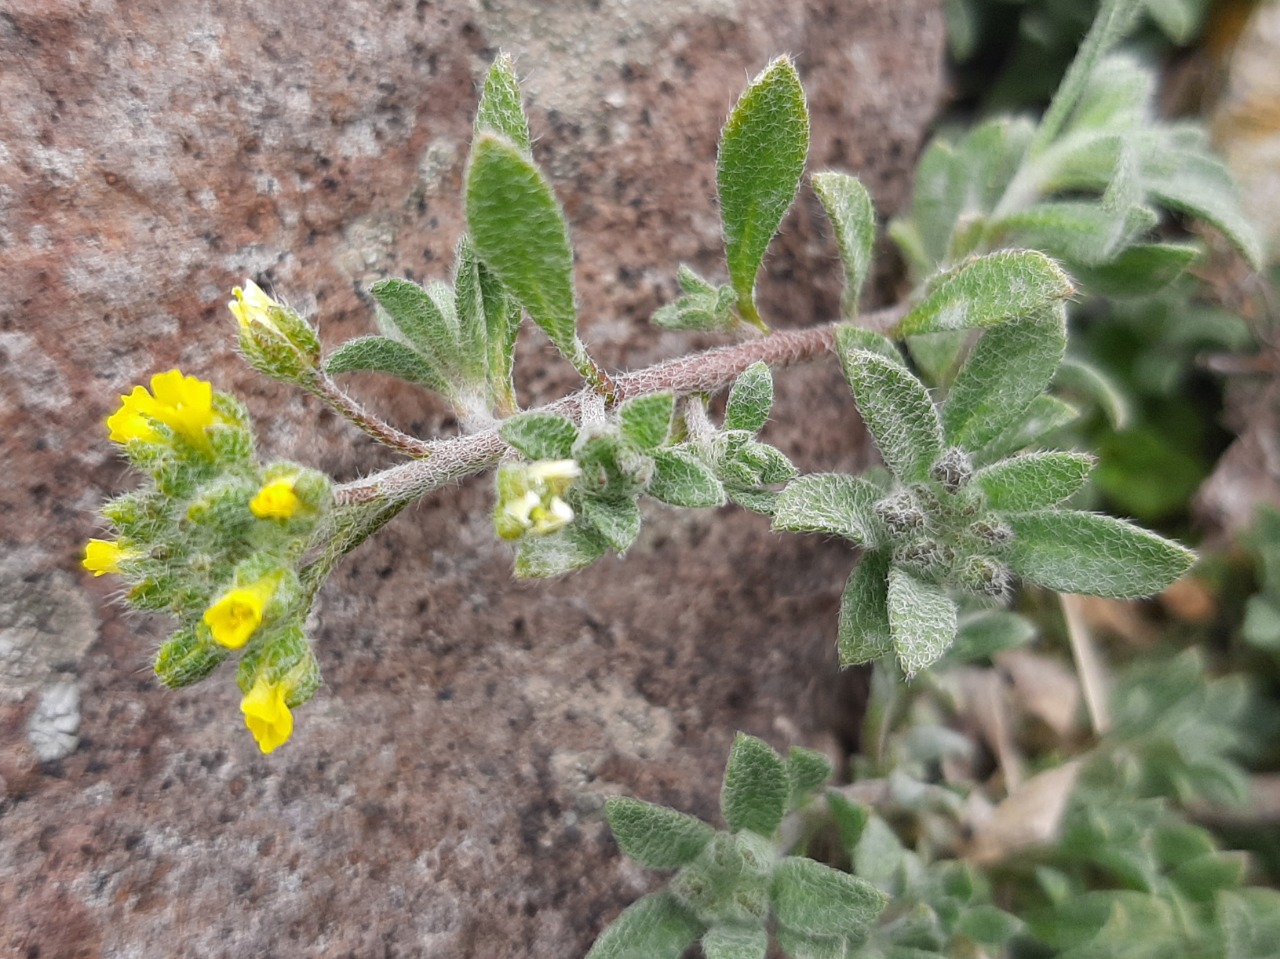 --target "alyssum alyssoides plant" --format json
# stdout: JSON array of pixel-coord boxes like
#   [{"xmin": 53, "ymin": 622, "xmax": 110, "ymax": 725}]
[{"xmin": 84, "ymin": 13, "xmax": 1249, "ymax": 950}]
